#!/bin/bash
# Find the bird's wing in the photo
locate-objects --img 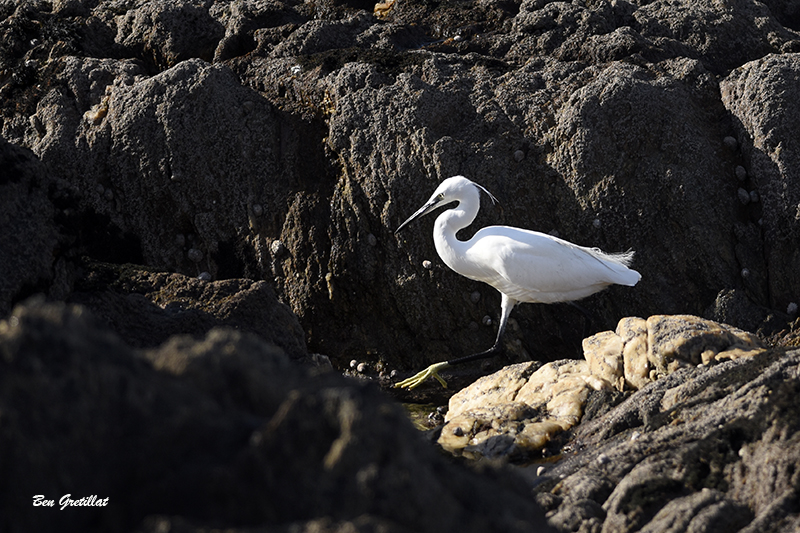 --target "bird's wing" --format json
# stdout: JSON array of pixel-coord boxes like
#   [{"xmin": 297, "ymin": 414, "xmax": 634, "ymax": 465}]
[{"xmin": 465, "ymin": 227, "xmax": 638, "ymax": 303}]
